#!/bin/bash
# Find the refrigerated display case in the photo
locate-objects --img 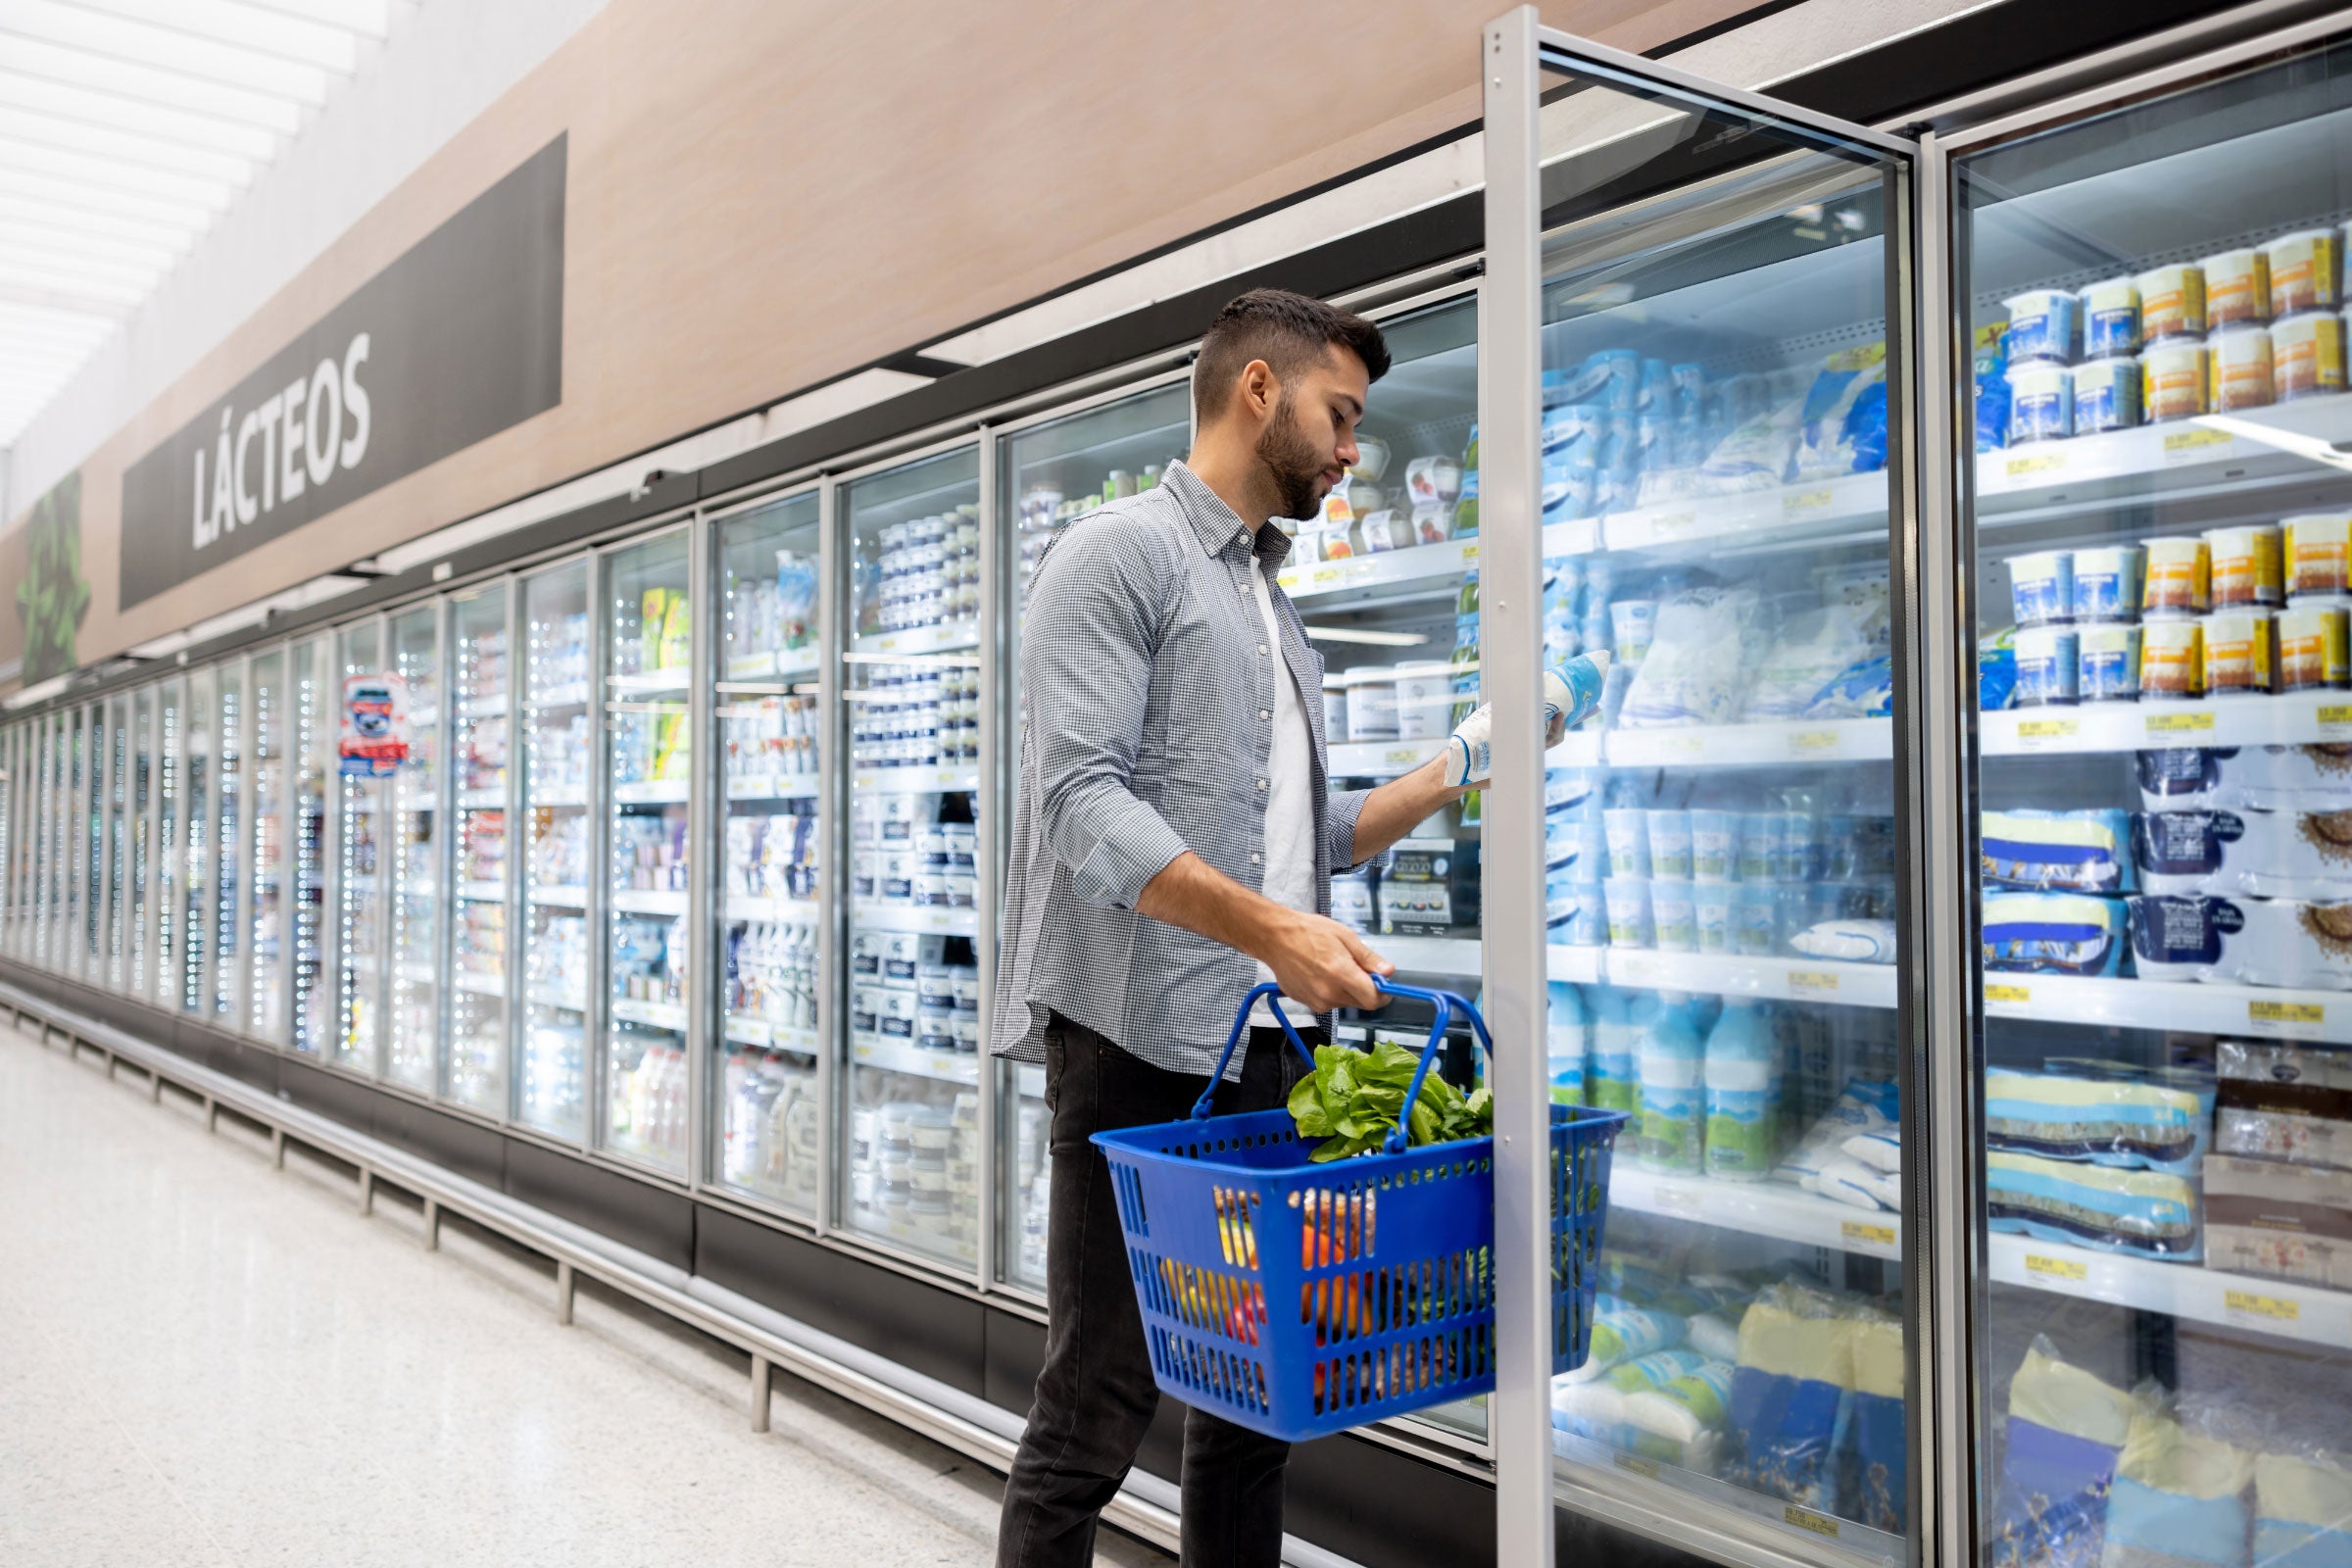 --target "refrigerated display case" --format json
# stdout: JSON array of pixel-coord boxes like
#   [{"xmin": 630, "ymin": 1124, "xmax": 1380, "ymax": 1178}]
[
  {"xmin": 249, "ymin": 651, "xmax": 288, "ymax": 1042},
  {"xmin": 712, "ymin": 491, "xmax": 824, "ymax": 1215},
  {"xmin": 448, "ymin": 584, "xmax": 513, "ymax": 1116},
  {"xmin": 156, "ymin": 678, "xmax": 183, "ymax": 1006},
  {"xmin": 128, "ymin": 688, "xmax": 153, "ymax": 998},
  {"xmin": 213, "ymin": 661, "xmax": 243, "ymax": 1025},
  {"xmin": 1955, "ymin": 39, "xmax": 2352, "ymax": 1568},
  {"xmin": 519, "ymin": 560, "xmax": 592, "ymax": 1140},
  {"xmin": 180, "ymin": 668, "xmax": 215, "ymax": 1012},
  {"xmin": 292, "ymin": 638, "xmax": 330, "ymax": 1054},
  {"xmin": 603, "ymin": 530, "xmax": 693, "ymax": 1173},
  {"xmin": 332, "ymin": 622, "xmax": 385, "ymax": 1073},
  {"xmin": 386, "ymin": 606, "xmax": 440, "ymax": 1092},
  {"xmin": 104, "ymin": 697, "xmax": 126, "ymax": 989},
  {"xmin": 840, "ymin": 444, "xmax": 984, "ymax": 1266},
  {"xmin": 81, "ymin": 703, "xmax": 103, "ymax": 986}
]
